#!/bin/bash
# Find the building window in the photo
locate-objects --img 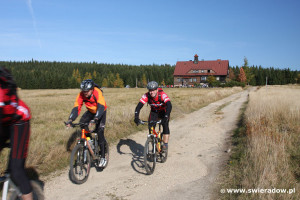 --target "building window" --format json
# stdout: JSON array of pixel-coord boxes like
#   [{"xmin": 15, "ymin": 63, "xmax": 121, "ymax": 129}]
[
  {"xmin": 192, "ymin": 70, "xmax": 199, "ymax": 73},
  {"xmin": 189, "ymin": 78, "xmax": 192, "ymax": 82},
  {"xmin": 216, "ymin": 76, "xmax": 220, "ymax": 81},
  {"xmin": 201, "ymin": 70, "xmax": 205, "ymax": 73},
  {"xmin": 177, "ymin": 78, "xmax": 181, "ymax": 82},
  {"xmin": 201, "ymin": 76, "xmax": 207, "ymax": 81},
  {"xmin": 193, "ymin": 78, "xmax": 197, "ymax": 82}
]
